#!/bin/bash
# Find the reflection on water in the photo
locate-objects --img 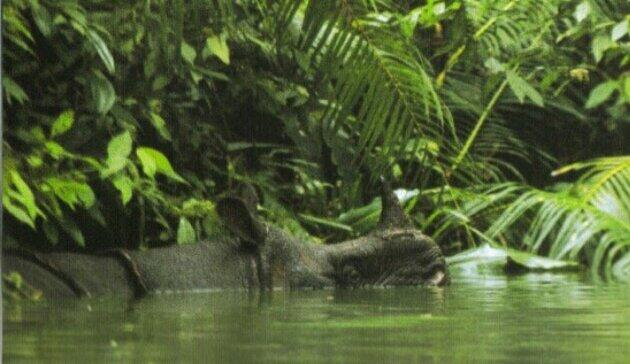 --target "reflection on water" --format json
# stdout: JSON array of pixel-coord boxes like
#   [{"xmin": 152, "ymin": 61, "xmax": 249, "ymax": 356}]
[{"xmin": 4, "ymin": 270, "xmax": 630, "ymax": 362}]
